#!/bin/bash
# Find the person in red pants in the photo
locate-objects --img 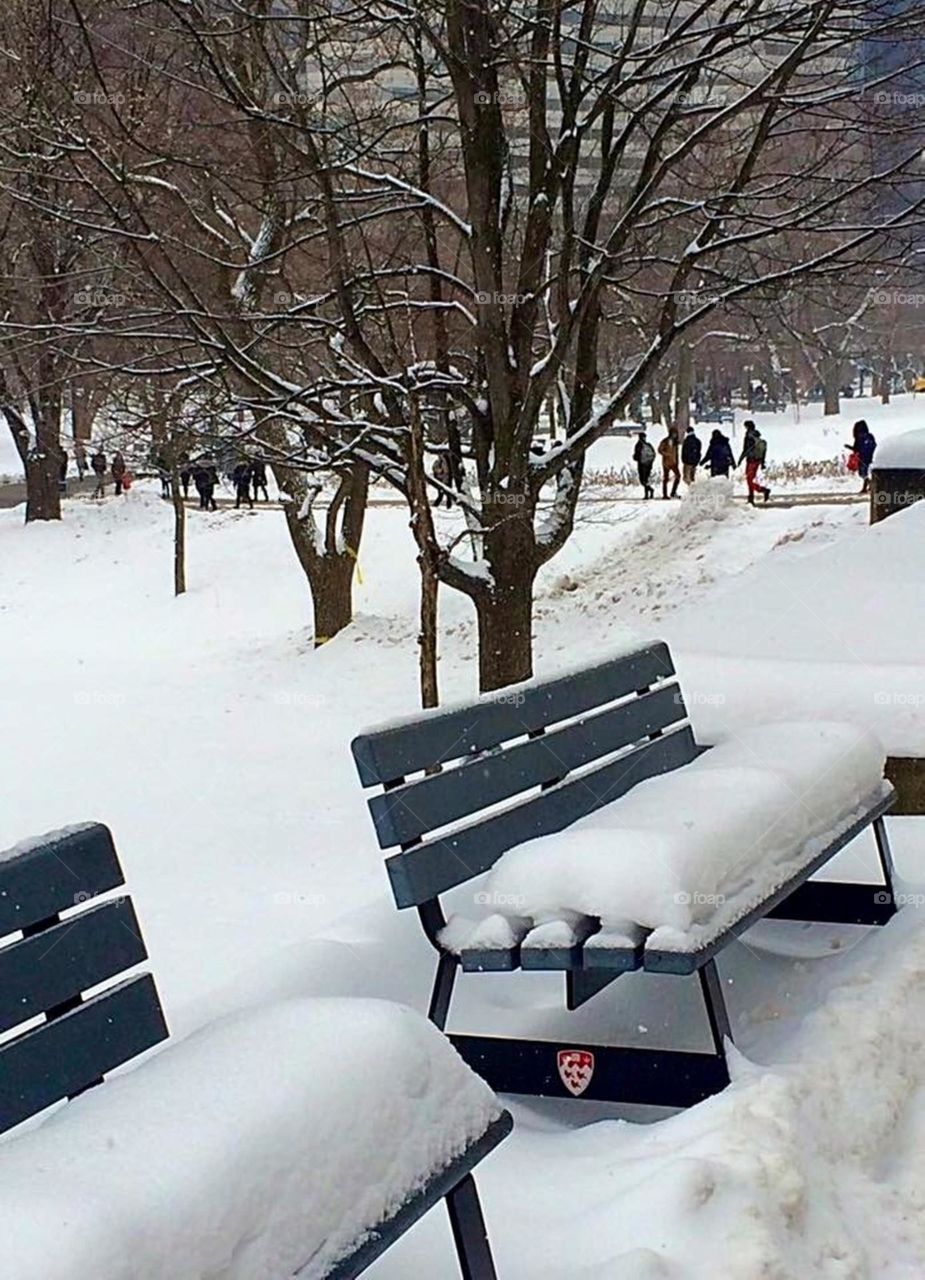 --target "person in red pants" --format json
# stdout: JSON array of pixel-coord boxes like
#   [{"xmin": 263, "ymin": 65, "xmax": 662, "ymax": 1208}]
[{"xmin": 738, "ymin": 420, "xmax": 771, "ymax": 504}]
